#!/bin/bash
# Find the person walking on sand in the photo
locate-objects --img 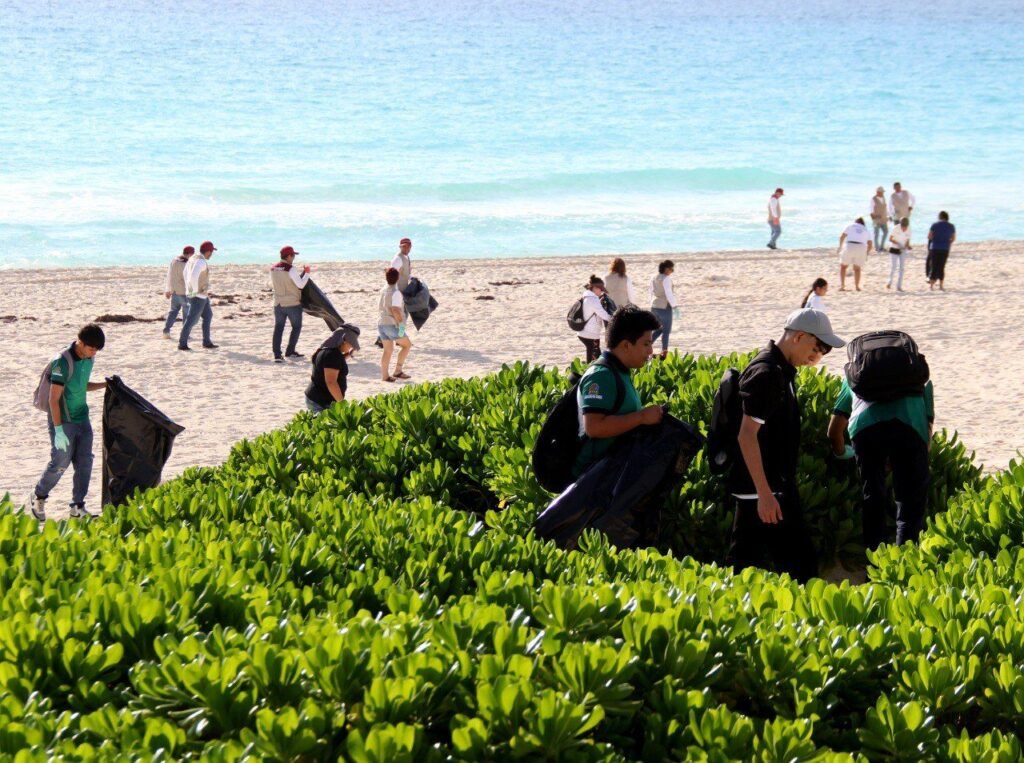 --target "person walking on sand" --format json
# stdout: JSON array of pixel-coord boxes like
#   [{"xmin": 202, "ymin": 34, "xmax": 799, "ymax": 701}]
[
  {"xmin": 870, "ymin": 187, "xmax": 889, "ymax": 255},
  {"xmin": 649, "ymin": 260, "xmax": 678, "ymax": 360},
  {"xmin": 887, "ymin": 218, "xmax": 912, "ymax": 291},
  {"xmin": 838, "ymin": 218, "xmax": 873, "ymax": 292},
  {"xmin": 801, "ymin": 278, "xmax": 829, "ymax": 311},
  {"xmin": 767, "ymin": 188, "xmax": 784, "ymax": 249},
  {"xmin": 577, "ymin": 275, "xmax": 613, "ymax": 363},
  {"xmin": 889, "ymin": 182, "xmax": 916, "ymax": 228},
  {"xmin": 378, "ymin": 267, "xmax": 412, "ymax": 382},
  {"xmin": 391, "ymin": 237, "xmax": 413, "ymax": 291},
  {"xmin": 305, "ymin": 326, "xmax": 359, "ymax": 412},
  {"xmin": 726, "ymin": 308, "xmax": 846, "ymax": 583},
  {"xmin": 162, "ymin": 245, "xmax": 193, "ymax": 338},
  {"xmin": 178, "ymin": 240, "xmax": 217, "ymax": 351},
  {"xmin": 604, "ymin": 258, "xmax": 636, "ymax": 309},
  {"xmin": 927, "ymin": 211, "xmax": 956, "ymax": 291},
  {"xmin": 270, "ymin": 245, "xmax": 311, "ymax": 362},
  {"xmin": 26, "ymin": 324, "xmax": 108, "ymax": 522}
]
